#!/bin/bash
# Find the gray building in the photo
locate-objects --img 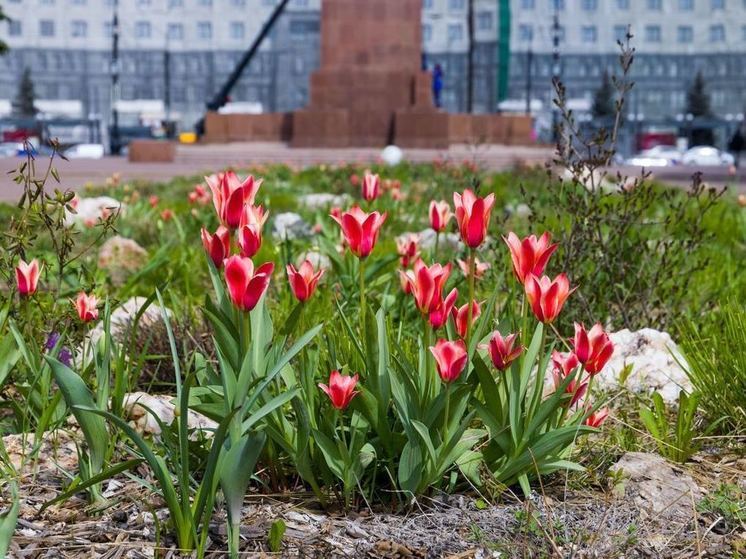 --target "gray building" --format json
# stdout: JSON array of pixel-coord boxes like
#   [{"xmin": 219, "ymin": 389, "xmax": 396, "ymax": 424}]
[{"xmin": 0, "ymin": 0, "xmax": 745, "ymax": 133}]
